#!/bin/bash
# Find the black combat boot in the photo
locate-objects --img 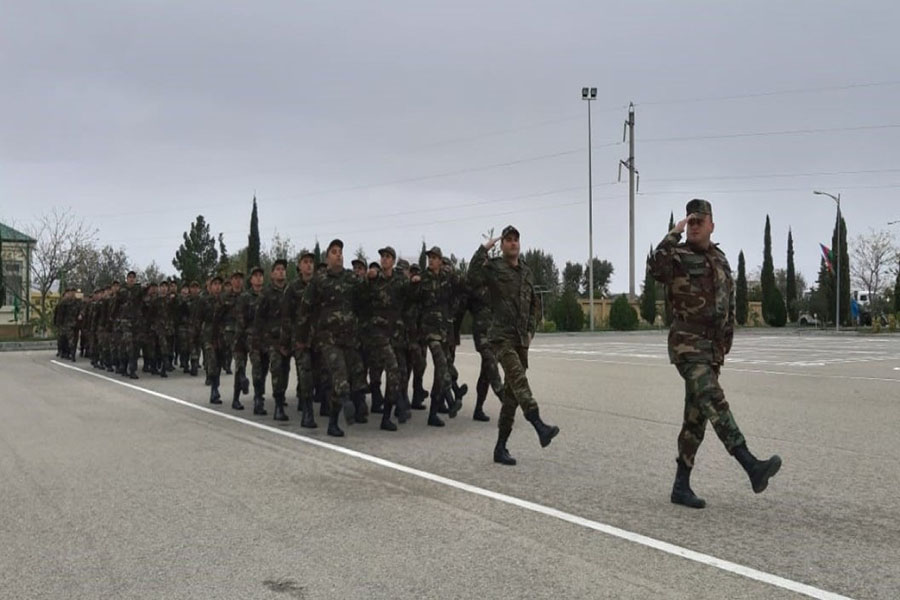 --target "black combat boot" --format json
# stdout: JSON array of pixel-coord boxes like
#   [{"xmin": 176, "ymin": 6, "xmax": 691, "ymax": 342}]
[
  {"xmin": 209, "ymin": 376, "xmax": 222, "ymax": 404},
  {"xmin": 671, "ymin": 459, "xmax": 706, "ymax": 509},
  {"xmin": 524, "ymin": 408, "xmax": 559, "ymax": 448},
  {"xmin": 445, "ymin": 391, "xmax": 462, "ymax": 419},
  {"xmin": 327, "ymin": 405, "xmax": 344, "ymax": 437},
  {"xmin": 370, "ymin": 382, "xmax": 385, "ymax": 414},
  {"xmin": 452, "ymin": 381, "xmax": 468, "ymax": 403},
  {"xmin": 231, "ymin": 382, "xmax": 244, "ymax": 410},
  {"xmin": 410, "ymin": 387, "xmax": 427, "ymax": 410},
  {"xmin": 127, "ymin": 358, "xmax": 139, "ymax": 380},
  {"xmin": 380, "ymin": 402, "xmax": 398, "ymax": 431},
  {"xmin": 351, "ymin": 391, "xmax": 368, "ymax": 424},
  {"xmin": 189, "ymin": 359, "xmax": 199, "ymax": 377},
  {"xmin": 733, "ymin": 444, "xmax": 782, "ymax": 493},
  {"xmin": 473, "ymin": 378, "xmax": 491, "ymax": 422},
  {"xmin": 396, "ymin": 390, "xmax": 411, "ymax": 423},
  {"xmin": 240, "ymin": 372, "xmax": 250, "ymax": 395},
  {"xmin": 252, "ymin": 381, "xmax": 267, "ymax": 415},
  {"xmin": 204, "ymin": 373, "xmax": 211, "ymax": 386},
  {"xmin": 427, "ymin": 389, "xmax": 445, "ymax": 427},
  {"xmin": 300, "ymin": 398, "xmax": 317, "ymax": 429},
  {"xmin": 160, "ymin": 364, "xmax": 168, "ymax": 378},
  {"xmin": 493, "ymin": 432, "xmax": 516, "ymax": 466},
  {"xmin": 273, "ymin": 394, "xmax": 289, "ymax": 421}
]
